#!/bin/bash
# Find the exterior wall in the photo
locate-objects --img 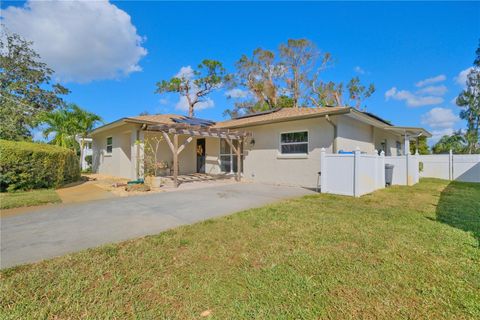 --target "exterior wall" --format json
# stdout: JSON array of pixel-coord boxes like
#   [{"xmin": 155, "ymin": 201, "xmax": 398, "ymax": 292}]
[
  {"xmin": 205, "ymin": 137, "xmax": 222, "ymax": 174},
  {"xmin": 336, "ymin": 115, "xmax": 375, "ymax": 153},
  {"xmin": 373, "ymin": 127, "xmax": 402, "ymax": 156},
  {"xmin": 92, "ymin": 124, "xmax": 139, "ymax": 179},
  {"xmin": 240, "ymin": 117, "xmax": 334, "ymax": 188},
  {"xmin": 143, "ymin": 132, "xmax": 197, "ymax": 175}
]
